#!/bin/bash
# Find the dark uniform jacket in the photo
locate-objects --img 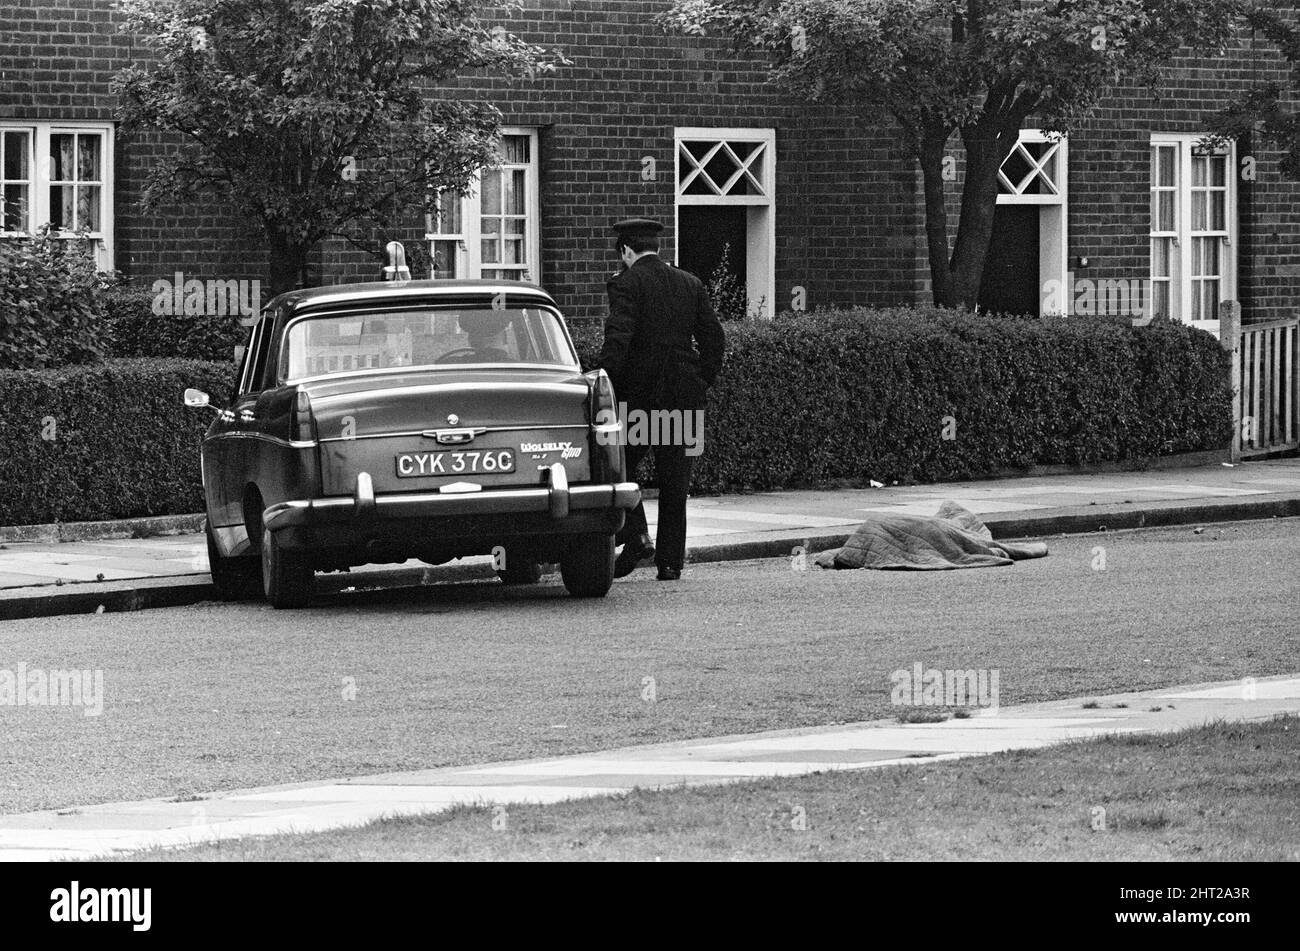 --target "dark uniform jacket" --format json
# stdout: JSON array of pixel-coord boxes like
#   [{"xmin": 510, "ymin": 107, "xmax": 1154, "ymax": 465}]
[{"xmin": 598, "ymin": 254, "xmax": 726, "ymax": 413}]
